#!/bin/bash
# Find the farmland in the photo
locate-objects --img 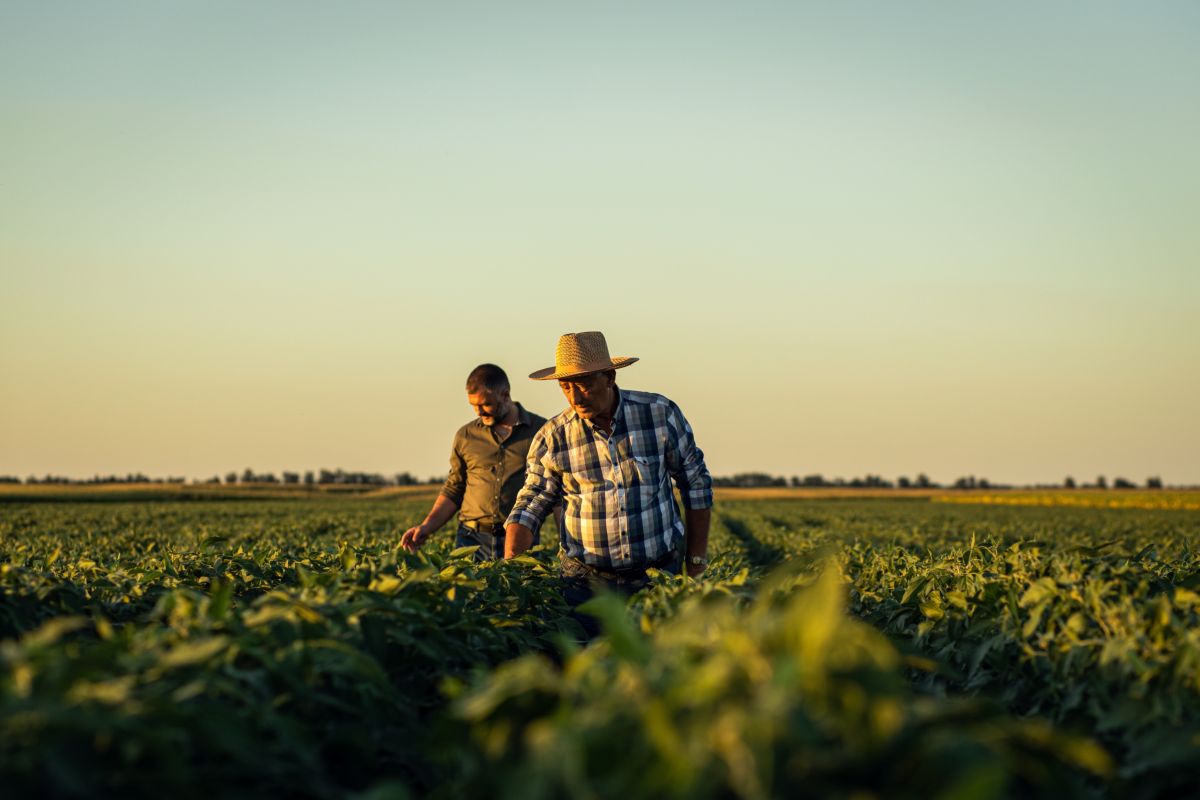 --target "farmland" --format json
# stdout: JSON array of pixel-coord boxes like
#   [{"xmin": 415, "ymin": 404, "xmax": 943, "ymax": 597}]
[{"xmin": 2, "ymin": 491, "xmax": 1199, "ymax": 799}]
